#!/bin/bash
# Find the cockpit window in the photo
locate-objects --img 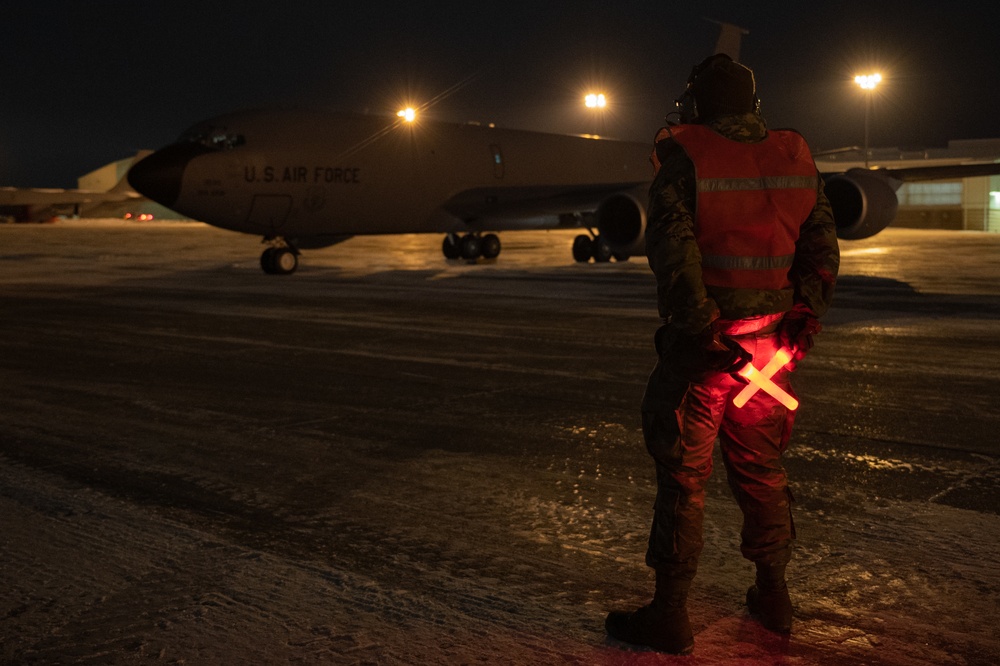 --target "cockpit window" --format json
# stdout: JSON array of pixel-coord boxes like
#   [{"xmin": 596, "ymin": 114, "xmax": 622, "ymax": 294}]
[{"xmin": 179, "ymin": 128, "xmax": 245, "ymax": 150}]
